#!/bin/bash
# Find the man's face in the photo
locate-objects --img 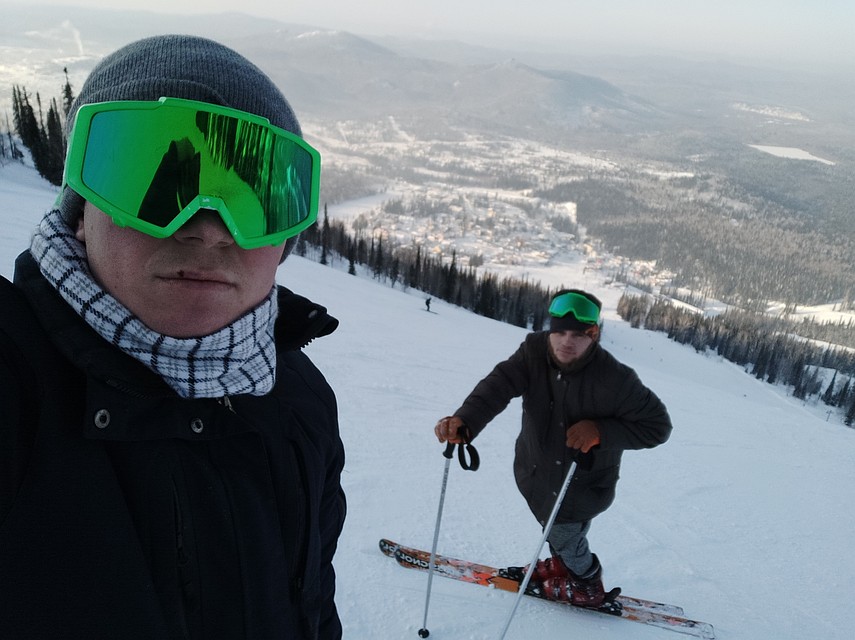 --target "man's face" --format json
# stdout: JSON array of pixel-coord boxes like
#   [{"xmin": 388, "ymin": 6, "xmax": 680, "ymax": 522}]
[
  {"xmin": 548, "ymin": 329, "xmax": 595, "ymax": 366},
  {"xmin": 77, "ymin": 202, "xmax": 285, "ymax": 338}
]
